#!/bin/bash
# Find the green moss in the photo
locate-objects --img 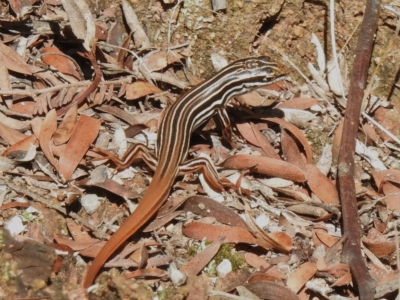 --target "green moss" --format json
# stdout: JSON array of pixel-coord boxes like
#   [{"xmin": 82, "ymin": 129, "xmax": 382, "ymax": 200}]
[
  {"xmin": 188, "ymin": 243, "xmax": 201, "ymax": 256},
  {"xmin": 157, "ymin": 286, "xmax": 174, "ymax": 300},
  {"xmin": 214, "ymin": 244, "xmax": 246, "ymax": 272}
]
